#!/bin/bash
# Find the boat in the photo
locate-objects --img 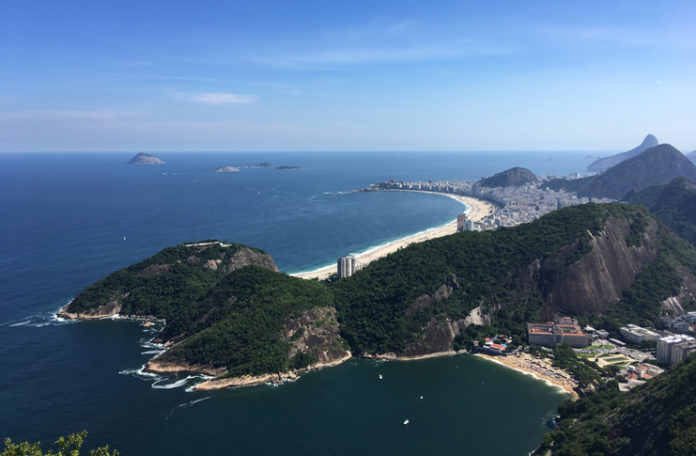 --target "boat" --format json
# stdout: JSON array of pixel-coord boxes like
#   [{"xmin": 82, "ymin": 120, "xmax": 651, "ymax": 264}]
[
  {"xmin": 378, "ymin": 374, "xmax": 383, "ymax": 380},
  {"xmin": 403, "ymin": 419, "xmax": 409, "ymax": 425}
]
